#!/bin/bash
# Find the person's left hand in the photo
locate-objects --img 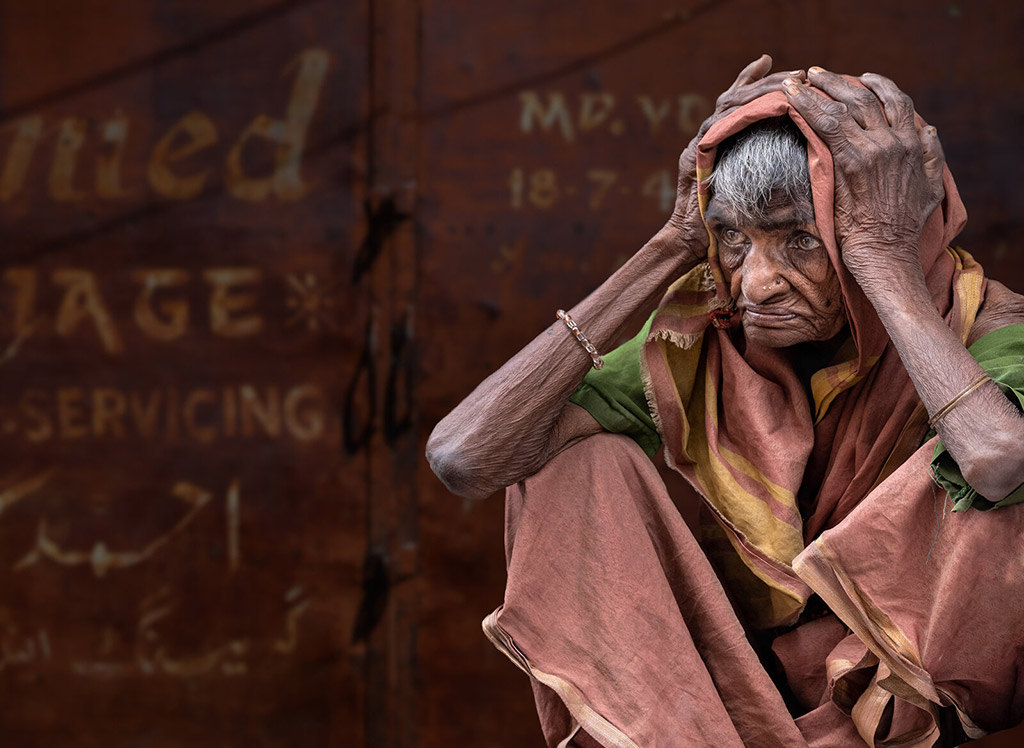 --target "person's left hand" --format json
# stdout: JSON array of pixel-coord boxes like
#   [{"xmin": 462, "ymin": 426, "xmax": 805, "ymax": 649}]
[{"xmin": 782, "ymin": 67, "xmax": 946, "ymax": 287}]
